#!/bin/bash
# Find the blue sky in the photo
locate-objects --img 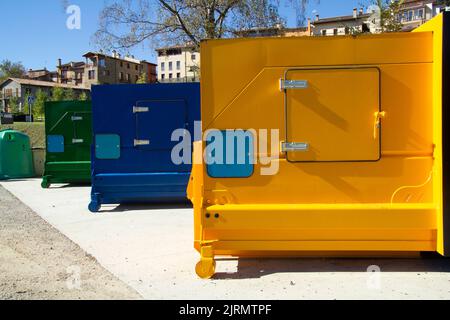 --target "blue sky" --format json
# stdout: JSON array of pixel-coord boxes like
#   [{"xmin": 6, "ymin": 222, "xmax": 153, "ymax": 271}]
[{"xmin": 0, "ymin": 0, "xmax": 366, "ymax": 70}]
